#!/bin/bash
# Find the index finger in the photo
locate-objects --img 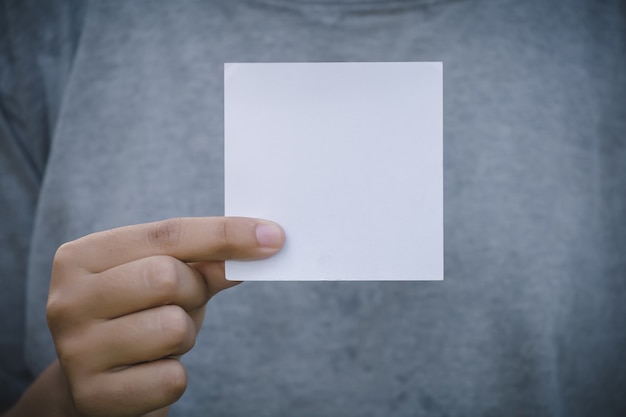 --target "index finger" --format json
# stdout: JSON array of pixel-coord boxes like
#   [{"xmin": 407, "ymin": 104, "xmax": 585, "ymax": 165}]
[{"xmin": 58, "ymin": 217, "xmax": 285, "ymax": 273}]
